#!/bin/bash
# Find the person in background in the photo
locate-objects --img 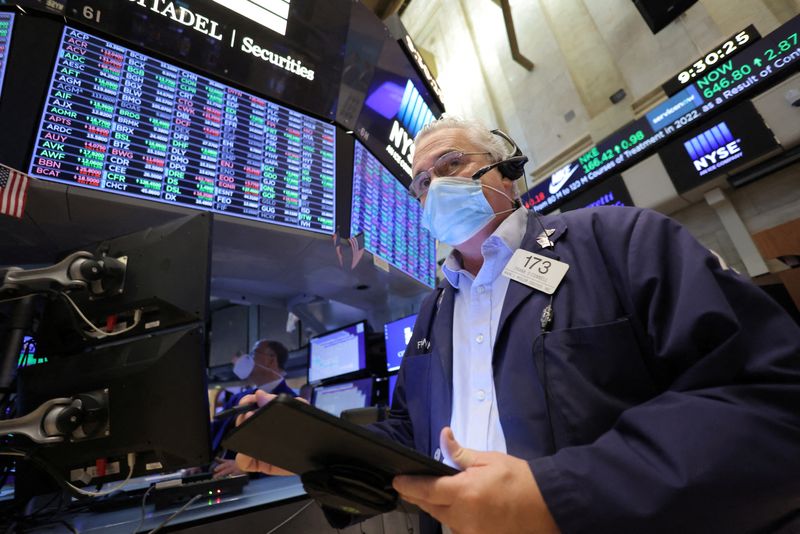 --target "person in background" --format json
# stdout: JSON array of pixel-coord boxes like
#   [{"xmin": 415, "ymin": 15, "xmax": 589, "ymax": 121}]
[
  {"xmin": 234, "ymin": 117, "xmax": 800, "ymax": 533},
  {"xmin": 210, "ymin": 339, "xmax": 295, "ymax": 478}
]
